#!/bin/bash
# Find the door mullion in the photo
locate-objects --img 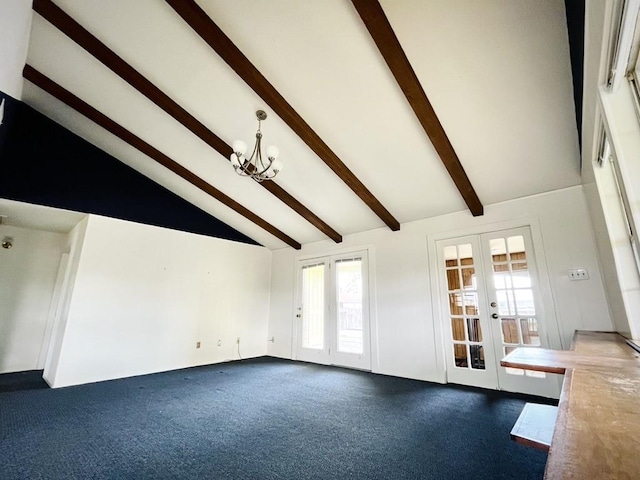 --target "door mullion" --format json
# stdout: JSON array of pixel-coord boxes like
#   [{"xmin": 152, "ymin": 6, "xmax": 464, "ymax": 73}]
[{"xmin": 326, "ymin": 257, "xmax": 333, "ymax": 359}]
